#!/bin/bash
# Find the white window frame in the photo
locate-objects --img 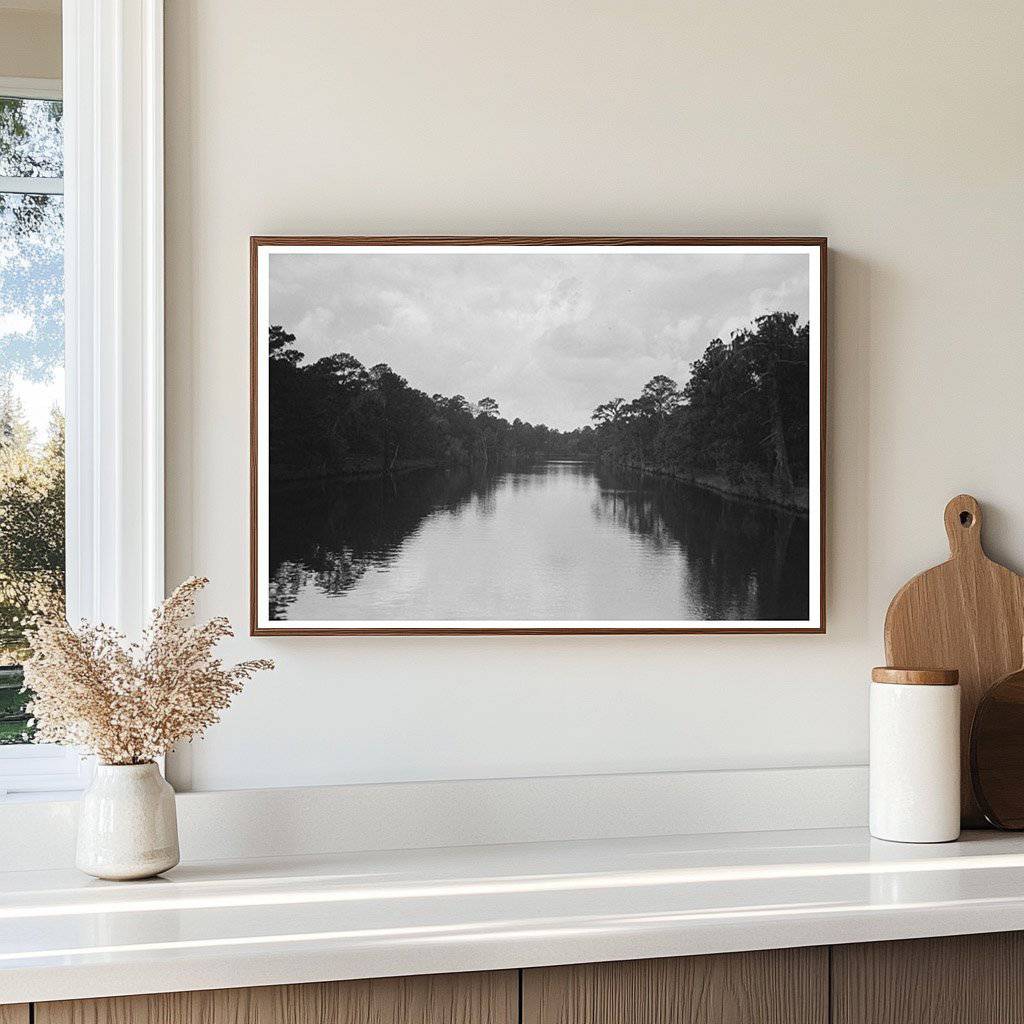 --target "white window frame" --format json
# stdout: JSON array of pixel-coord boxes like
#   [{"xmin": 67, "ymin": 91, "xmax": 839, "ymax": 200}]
[
  {"xmin": 0, "ymin": 77, "xmax": 61, "ymax": 101},
  {"xmin": 0, "ymin": 1, "xmax": 164, "ymax": 800}
]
